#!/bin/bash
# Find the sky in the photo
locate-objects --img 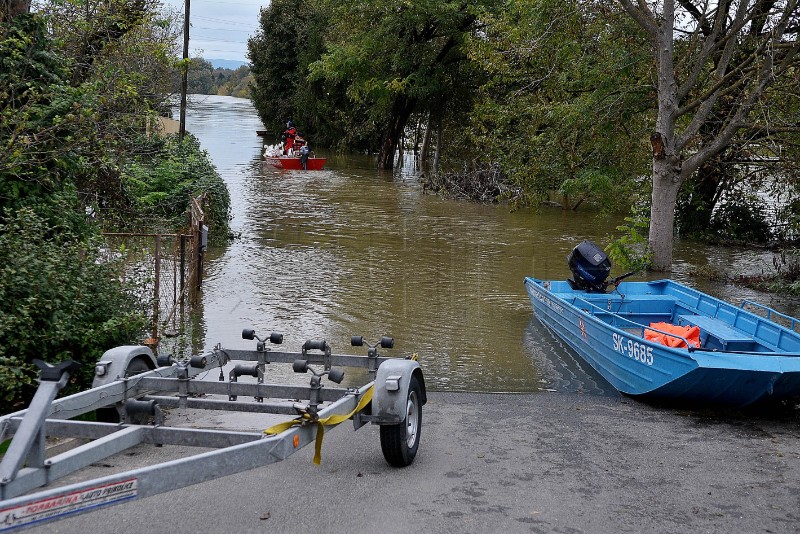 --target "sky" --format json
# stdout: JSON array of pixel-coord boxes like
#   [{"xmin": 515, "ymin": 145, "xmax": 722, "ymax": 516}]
[{"xmin": 160, "ymin": 0, "xmax": 266, "ymax": 63}]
